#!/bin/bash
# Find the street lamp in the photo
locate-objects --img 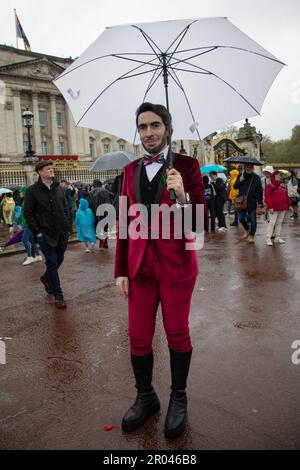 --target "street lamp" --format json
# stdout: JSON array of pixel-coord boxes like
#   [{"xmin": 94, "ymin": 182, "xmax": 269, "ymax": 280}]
[
  {"xmin": 179, "ymin": 140, "xmax": 187, "ymax": 155},
  {"xmin": 22, "ymin": 108, "xmax": 35, "ymax": 159}
]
